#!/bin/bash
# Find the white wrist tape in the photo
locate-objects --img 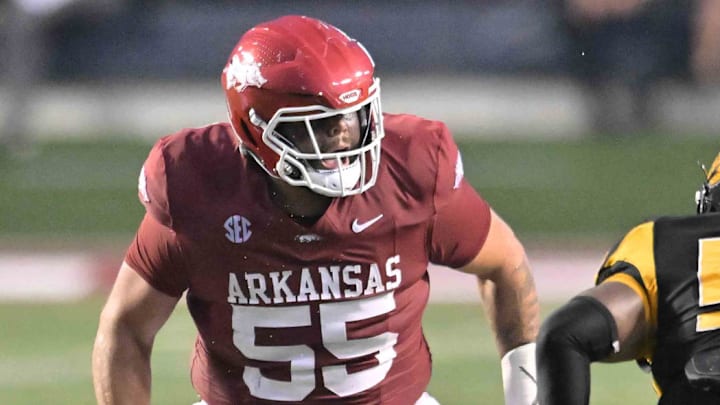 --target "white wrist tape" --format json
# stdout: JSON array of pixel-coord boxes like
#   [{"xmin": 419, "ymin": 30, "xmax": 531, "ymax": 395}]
[{"xmin": 501, "ymin": 342, "xmax": 537, "ymax": 405}]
